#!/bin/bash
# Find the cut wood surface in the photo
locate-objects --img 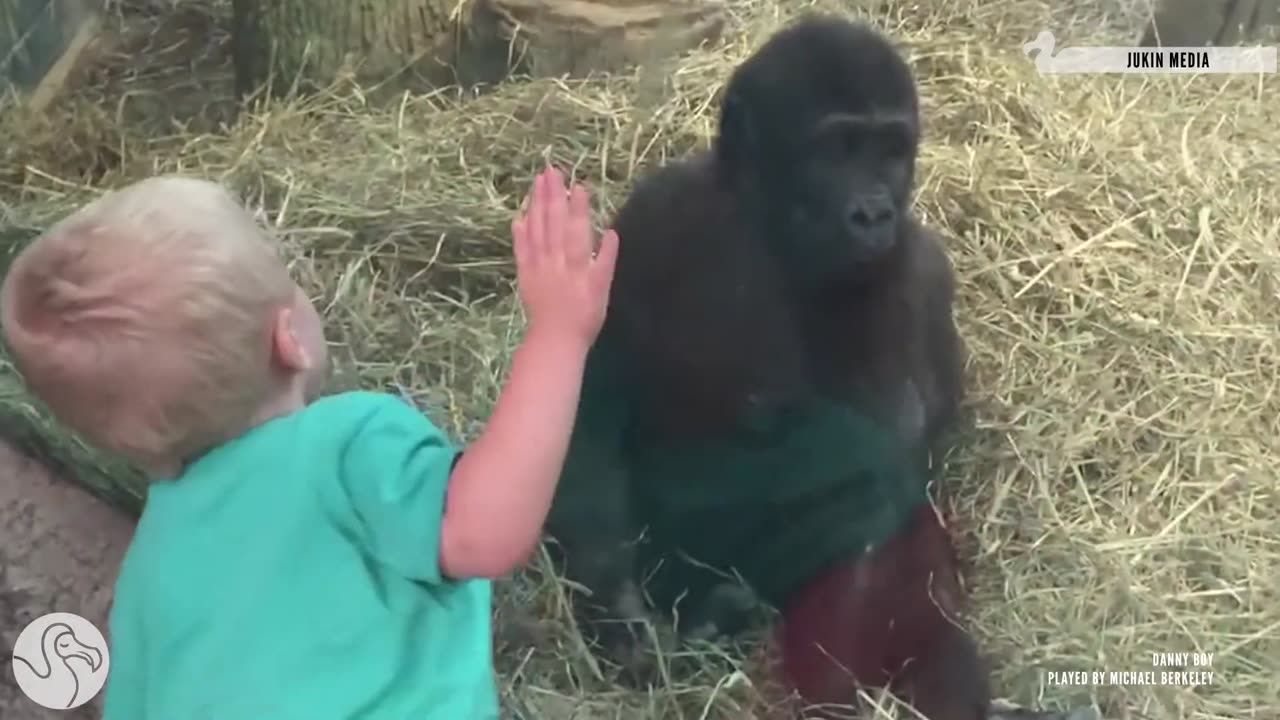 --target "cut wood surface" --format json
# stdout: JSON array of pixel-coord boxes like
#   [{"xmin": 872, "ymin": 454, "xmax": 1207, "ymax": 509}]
[{"xmin": 484, "ymin": 0, "xmax": 727, "ymax": 77}]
